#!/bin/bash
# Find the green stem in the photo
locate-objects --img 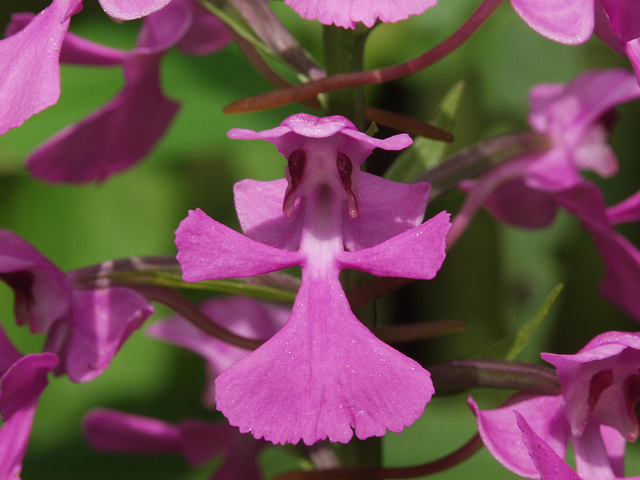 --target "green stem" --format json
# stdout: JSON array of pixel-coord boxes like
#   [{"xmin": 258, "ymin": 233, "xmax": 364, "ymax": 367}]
[{"xmin": 321, "ymin": 24, "xmax": 369, "ymax": 127}]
